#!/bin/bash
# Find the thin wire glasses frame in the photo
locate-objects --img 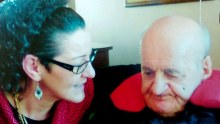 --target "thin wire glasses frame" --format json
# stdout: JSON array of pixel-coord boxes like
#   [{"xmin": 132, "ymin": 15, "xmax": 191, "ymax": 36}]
[{"xmin": 45, "ymin": 49, "xmax": 97, "ymax": 74}]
